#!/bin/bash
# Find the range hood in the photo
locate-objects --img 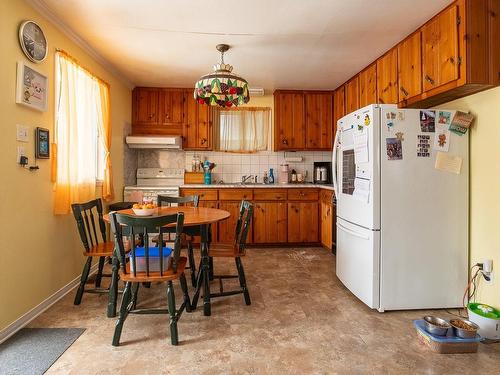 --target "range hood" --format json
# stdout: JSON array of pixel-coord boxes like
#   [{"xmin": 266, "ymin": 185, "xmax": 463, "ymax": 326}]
[{"xmin": 125, "ymin": 136, "xmax": 182, "ymax": 150}]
